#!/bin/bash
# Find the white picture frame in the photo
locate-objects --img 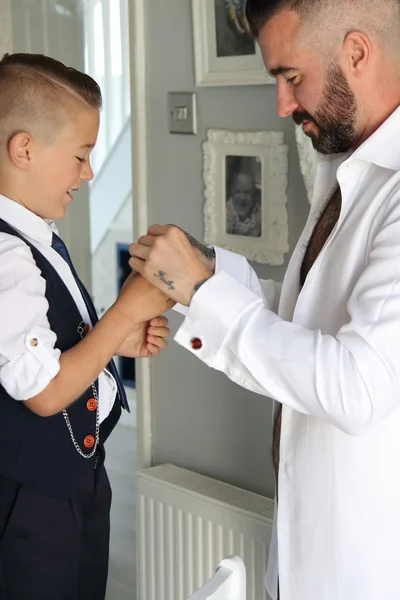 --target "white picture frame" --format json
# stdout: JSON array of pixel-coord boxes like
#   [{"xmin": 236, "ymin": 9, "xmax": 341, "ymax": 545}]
[
  {"xmin": 192, "ymin": 0, "xmax": 275, "ymax": 86},
  {"xmin": 203, "ymin": 129, "xmax": 289, "ymax": 265},
  {"xmin": 295, "ymin": 125, "xmax": 318, "ymax": 204}
]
